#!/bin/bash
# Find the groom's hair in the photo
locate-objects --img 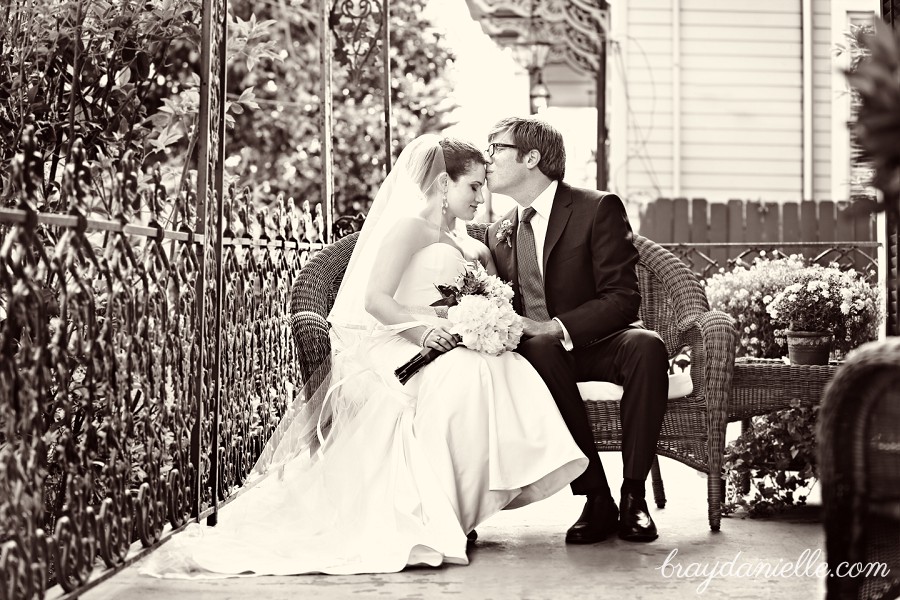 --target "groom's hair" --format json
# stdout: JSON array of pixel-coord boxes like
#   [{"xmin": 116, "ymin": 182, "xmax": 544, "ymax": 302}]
[
  {"xmin": 439, "ymin": 137, "xmax": 487, "ymax": 181},
  {"xmin": 489, "ymin": 117, "xmax": 566, "ymax": 181}
]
